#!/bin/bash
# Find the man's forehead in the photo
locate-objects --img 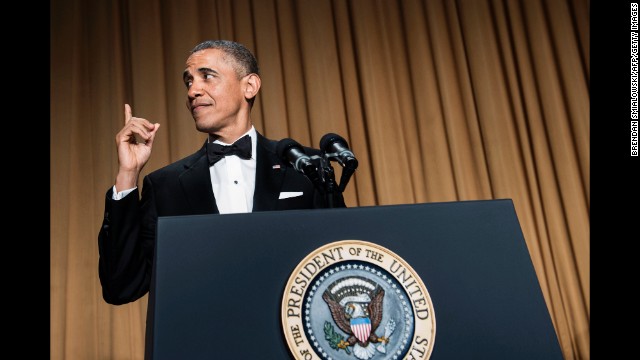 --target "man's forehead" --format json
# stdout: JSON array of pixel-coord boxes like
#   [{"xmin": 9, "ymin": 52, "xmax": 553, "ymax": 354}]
[{"xmin": 185, "ymin": 49, "xmax": 228, "ymax": 69}]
